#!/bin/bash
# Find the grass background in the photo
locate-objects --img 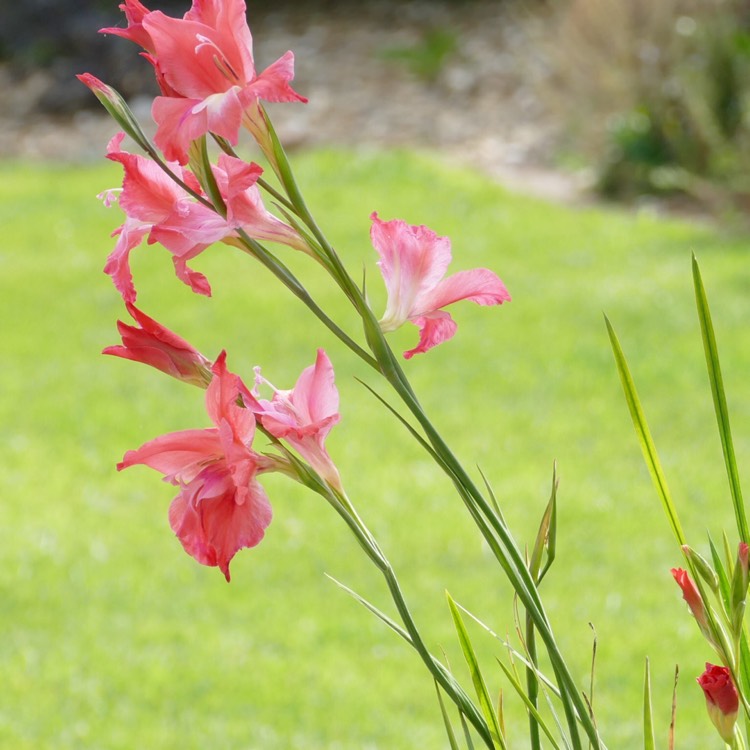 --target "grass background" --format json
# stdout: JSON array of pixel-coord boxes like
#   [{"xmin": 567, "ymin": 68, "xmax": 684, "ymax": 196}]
[{"xmin": 2, "ymin": 148, "xmax": 749, "ymax": 748}]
